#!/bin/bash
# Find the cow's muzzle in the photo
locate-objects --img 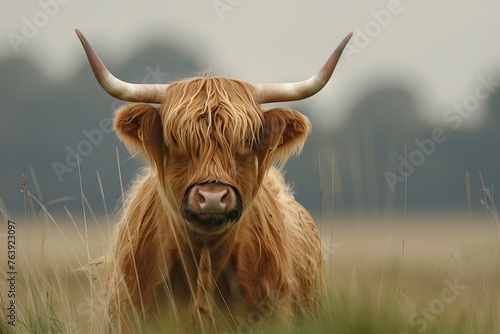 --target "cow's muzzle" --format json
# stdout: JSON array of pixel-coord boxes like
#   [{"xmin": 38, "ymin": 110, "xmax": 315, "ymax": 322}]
[{"xmin": 182, "ymin": 182, "xmax": 242, "ymax": 228}]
